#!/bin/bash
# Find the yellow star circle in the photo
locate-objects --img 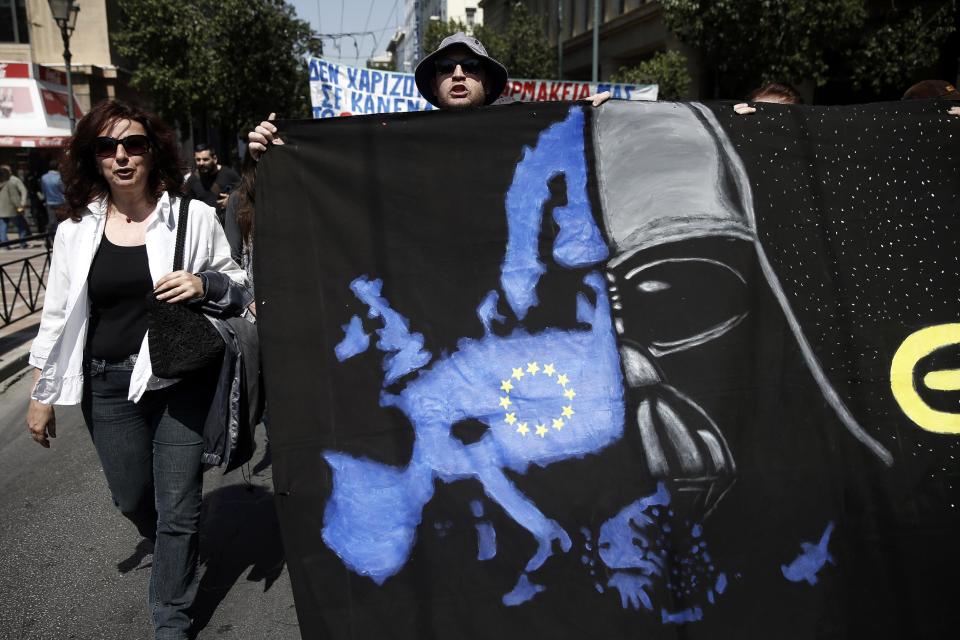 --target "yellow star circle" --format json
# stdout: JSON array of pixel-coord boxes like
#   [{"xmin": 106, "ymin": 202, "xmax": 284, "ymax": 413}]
[{"xmin": 499, "ymin": 361, "xmax": 576, "ymax": 438}]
